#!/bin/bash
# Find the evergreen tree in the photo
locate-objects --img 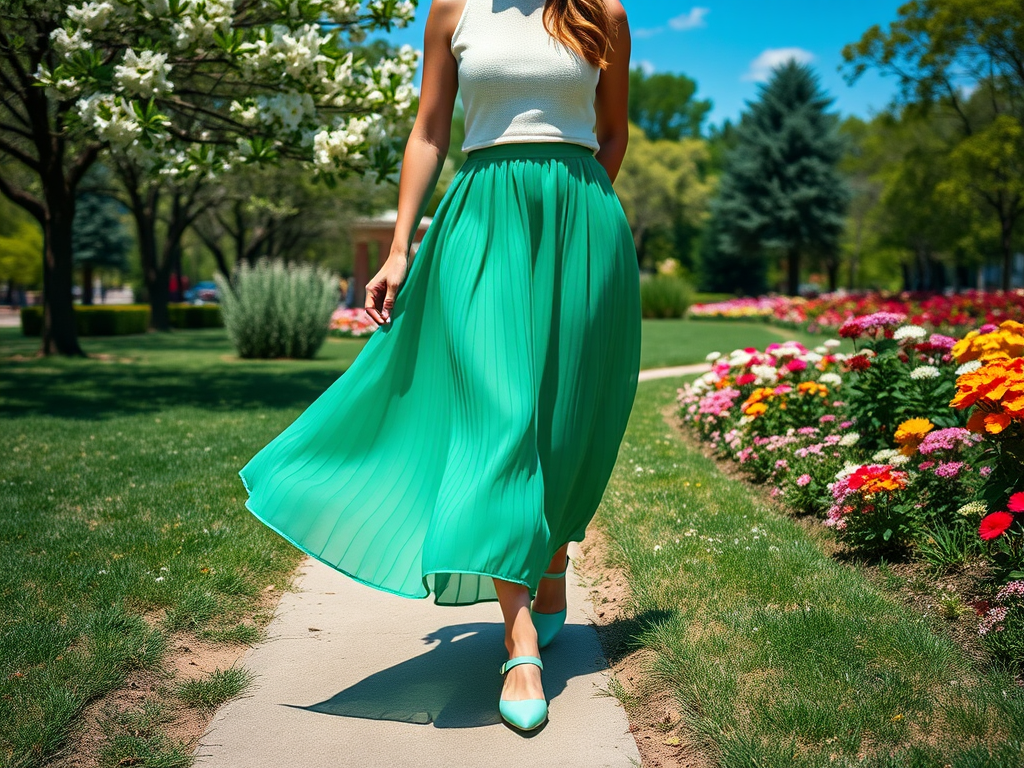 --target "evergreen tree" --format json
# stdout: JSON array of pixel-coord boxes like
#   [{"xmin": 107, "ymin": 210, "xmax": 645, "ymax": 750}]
[
  {"xmin": 711, "ymin": 62, "xmax": 849, "ymax": 295},
  {"xmin": 72, "ymin": 193, "xmax": 132, "ymax": 305}
]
